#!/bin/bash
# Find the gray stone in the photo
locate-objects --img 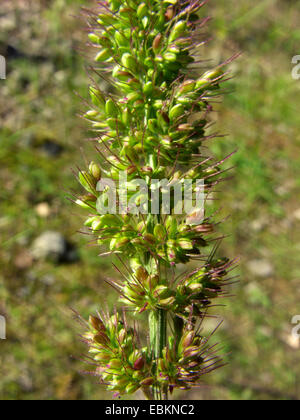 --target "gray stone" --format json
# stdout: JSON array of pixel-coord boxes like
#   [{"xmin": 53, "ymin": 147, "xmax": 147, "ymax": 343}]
[
  {"xmin": 31, "ymin": 231, "xmax": 67, "ymax": 263},
  {"xmin": 40, "ymin": 274, "xmax": 56, "ymax": 286},
  {"xmin": 250, "ymin": 216, "xmax": 268, "ymax": 232},
  {"xmin": 293, "ymin": 208, "xmax": 300, "ymax": 221},
  {"xmin": 247, "ymin": 259, "xmax": 274, "ymax": 278}
]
